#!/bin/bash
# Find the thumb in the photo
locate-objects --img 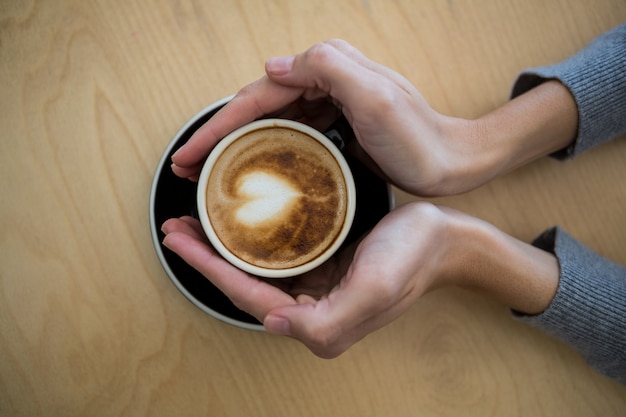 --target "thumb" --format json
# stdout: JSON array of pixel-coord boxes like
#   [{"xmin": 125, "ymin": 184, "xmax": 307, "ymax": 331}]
[
  {"xmin": 264, "ymin": 300, "xmax": 354, "ymax": 359},
  {"xmin": 263, "ymin": 273, "xmax": 393, "ymax": 358},
  {"xmin": 263, "ymin": 293, "xmax": 315, "ymax": 336},
  {"xmin": 264, "ymin": 41, "xmax": 382, "ymax": 105},
  {"xmin": 265, "ymin": 55, "xmax": 296, "ymax": 77}
]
